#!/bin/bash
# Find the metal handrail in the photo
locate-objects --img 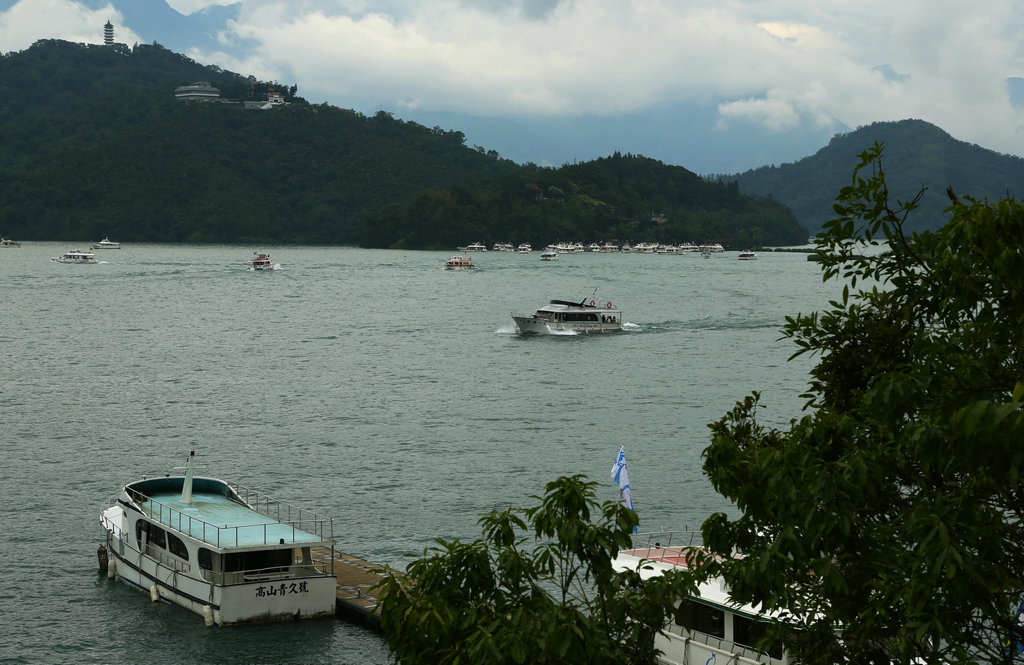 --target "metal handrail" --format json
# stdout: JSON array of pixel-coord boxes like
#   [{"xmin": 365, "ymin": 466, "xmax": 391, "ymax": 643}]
[{"xmin": 124, "ymin": 488, "xmax": 335, "ymax": 549}]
